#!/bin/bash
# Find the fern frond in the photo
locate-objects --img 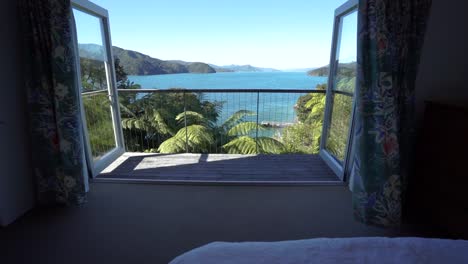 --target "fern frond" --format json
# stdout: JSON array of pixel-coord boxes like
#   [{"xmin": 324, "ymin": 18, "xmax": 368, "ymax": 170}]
[
  {"xmin": 257, "ymin": 137, "xmax": 285, "ymax": 154},
  {"xmin": 158, "ymin": 137, "xmax": 186, "ymax": 153},
  {"xmin": 222, "ymin": 136, "xmax": 257, "ymax": 154},
  {"xmin": 150, "ymin": 111, "xmax": 172, "ymax": 135},
  {"xmin": 222, "ymin": 110, "xmax": 256, "ymax": 129},
  {"xmin": 121, "ymin": 117, "xmax": 146, "ymax": 130},
  {"xmin": 305, "ymin": 93, "xmax": 325, "ymax": 108},
  {"xmin": 175, "ymin": 111, "xmax": 205, "ymax": 122},
  {"xmin": 227, "ymin": 122, "xmax": 264, "ymax": 136},
  {"xmin": 159, "ymin": 125, "xmax": 214, "ymax": 153},
  {"xmin": 175, "ymin": 111, "xmax": 207, "ymax": 126},
  {"xmin": 119, "ymin": 103, "xmax": 137, "ymax": 118},
  {"xmin": 121, "ymin": 110, "xmax": 172, "ymax": 136}
]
